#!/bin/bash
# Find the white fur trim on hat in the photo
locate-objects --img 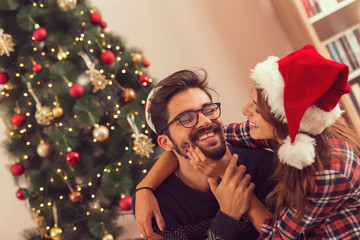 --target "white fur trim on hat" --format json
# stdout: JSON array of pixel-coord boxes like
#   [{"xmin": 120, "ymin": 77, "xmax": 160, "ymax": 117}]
[
  {"xmin": 145, "ymin": 88, "xmax": 157, "ymax": 134},
  {"xmin": 300, "ymin": 104, "xmax": 343, "ymax": 135},
  {"xmin": 278, "ymin": 133, "xmax": 316, "ymax": 169},
  {"xmin": 250, "ymin": 56, "xmax": 287, "ymax": 123}
]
